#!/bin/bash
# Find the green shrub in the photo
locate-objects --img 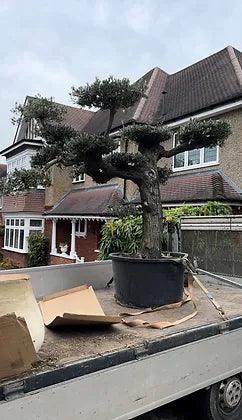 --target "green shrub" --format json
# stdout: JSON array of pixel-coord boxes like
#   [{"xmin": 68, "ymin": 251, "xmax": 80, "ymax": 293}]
[
  {"xmin": 99, "ymin": 216, "xmax": 142, "ymax": 260},
  {"xmin": 0, "ymin": 260, "xmax": 18, "ymax": 270},
  {"xmin": 28, "ymin": 232, "xmax": 49, "ymax": 267},
  {"xmin": 164, "ymin": 201, "xmax": 231, "ymax": 223},
  {"xmin": 99, "ymin": 201, "xmax": 232, "ymax": 259}
]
